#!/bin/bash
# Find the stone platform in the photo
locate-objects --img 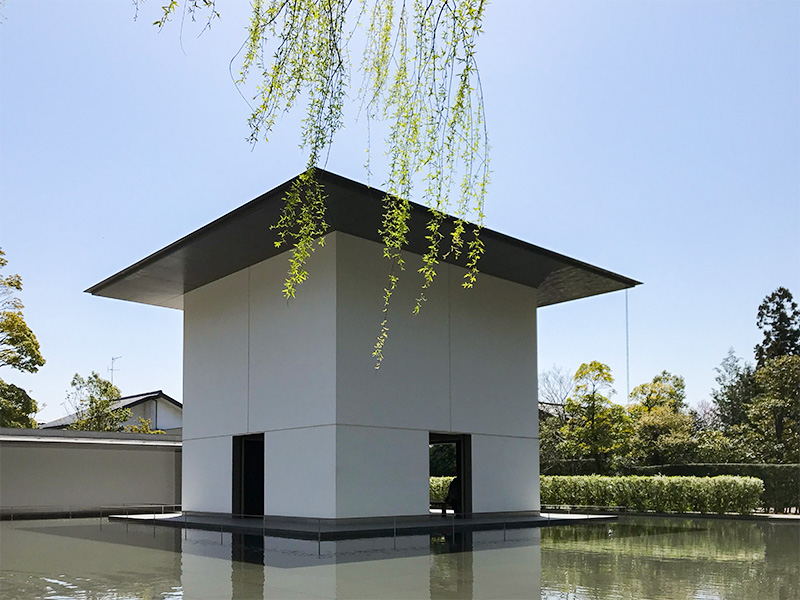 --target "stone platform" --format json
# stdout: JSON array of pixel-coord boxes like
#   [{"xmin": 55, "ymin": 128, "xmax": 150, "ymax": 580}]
[{"xmin": 109, "ymin": 510, "xmax": 615, "ymax": 541}]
